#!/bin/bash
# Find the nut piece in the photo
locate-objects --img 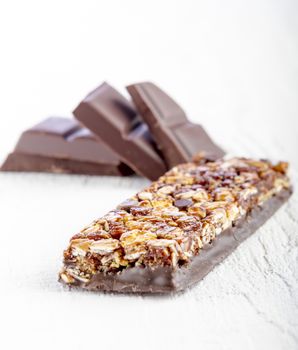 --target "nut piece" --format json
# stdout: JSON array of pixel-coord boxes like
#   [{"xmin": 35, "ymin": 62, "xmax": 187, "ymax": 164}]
[
  {"xmin": 60, "ymin": 271, "xmax": 75, "ymax": 284},
  {"xmin": 120, "ymin": 230, "xmax": 156, "ymax": 247},
  {"xmin": 138, "ymin": 191, "xmax": 153, "ymax": 201},
  {"xmin": 273, "ymin": 161, "xmax": 288, "ymax": 174},
  {"xmin": 176, "ymin": 190, "xmax": 197, "ymax": 200},
  {"xmin": 146, "ymin": 239, "xmax": 182, "ymax": 266},
  {"xmin": 239, "ymin": 187, "xmax": 258, "ymax": 200},
  {"xmin": 201, "ymin": 201, "xmax": 228, "ymax": 211},
  {"xmin": 101, "ymin": 250, "xmax": 128, "ymax": 268},
  {"xmin": 187, "ymin": 205, "xmax": 206, "ymax": 218},
  {"xmin": 97, "ymin": 219, "xmax": 109, "ymax": 231},
  {"xmin": 246, "ymin": 160, "xmax": 269, "ymax": 171},
  {"xmin": 121, "ymin": 230, "xmax": 156, "ymax": 261},
  {"xmin": 192, "ymin": 189, "xmax": 209, "ymax": 201},
  {"xmin": 200, "ymin": 223, "xmax": 216, "ymax": 244},
  {"xmin": 207, "ymin": 208, "xmax": 227, "ymax": 224},
  {"xmin": 274, "ymin": 178, "xmax": 290, "ymax": 190},
  {"xmin": 70, "ymin": 239, "xmax": 92, "ymax": 257},
  {"xmin": 214, "ymin": 188, "xmax": 234, "ymax": 202},
  {"xmin": 157, "ymin": 185, "xmax": 175, "ymax": 195},
  {"xmin": 90, "ymin": 239, "xmax": 120, "ymax": 255},
  {"xmin": 151, "ymin": 198, "xmax": 173, "ymax": 208},
  {"xmin": 65, "ymin": 267, "xmax": 90, "ymax": 283},
  {"xmin": 226, "ymin": 203, "xmax": 240, "ymax": 222},
  {"xmin": 124, "ymin": 246, "xmax": 147, "ymax": 261},
  {"xmin": 81, "ymin": 222, "xmax": 102, "ymax": 235},
  {"xmin": 207, "ymin": 208, "xmax": 230, "ymax": 231}
]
